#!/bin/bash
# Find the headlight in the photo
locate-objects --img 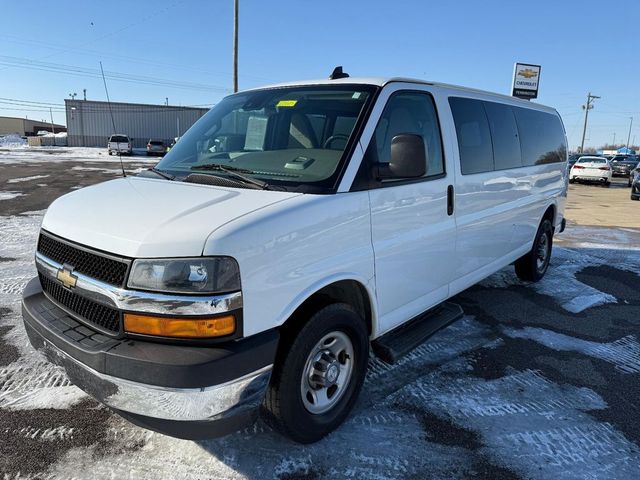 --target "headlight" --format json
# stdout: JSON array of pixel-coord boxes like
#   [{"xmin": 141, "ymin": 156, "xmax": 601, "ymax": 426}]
[{"xmin": 127, "ymin": 257, "xmax": 240, "ymax": 294}]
